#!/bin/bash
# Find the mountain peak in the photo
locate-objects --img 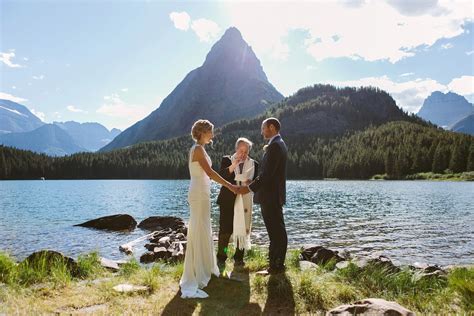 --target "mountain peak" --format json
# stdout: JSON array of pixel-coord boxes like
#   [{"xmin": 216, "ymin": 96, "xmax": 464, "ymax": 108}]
[
  {"xmin": 418, "ymin": 91, "xmax": 473, "ymax": 127},
  {"xmin": 221, "ymin": 26, "xmax": 243, "ymax": 41},
  {"xmin": 100, "ymin": 27, "xmax": 283, "ymax": 151},
  {"xmin": 203, "ymin": 27, "xmax": 267, "ymax": 82}
]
